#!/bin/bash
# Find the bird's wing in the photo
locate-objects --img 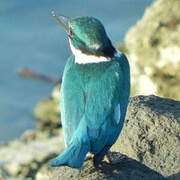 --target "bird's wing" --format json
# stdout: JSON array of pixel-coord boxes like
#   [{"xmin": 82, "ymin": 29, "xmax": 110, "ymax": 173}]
[
  {"xmin": 84, "ymin": 53, "xmax": 130, "ymax": 147},
  {"xmin": 61, "ymin": 54, "xmax": 130, "ymax": 148},
  {"xmin": 60, "ymin": 56, "xmax": 86, "ymax": 146}
]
